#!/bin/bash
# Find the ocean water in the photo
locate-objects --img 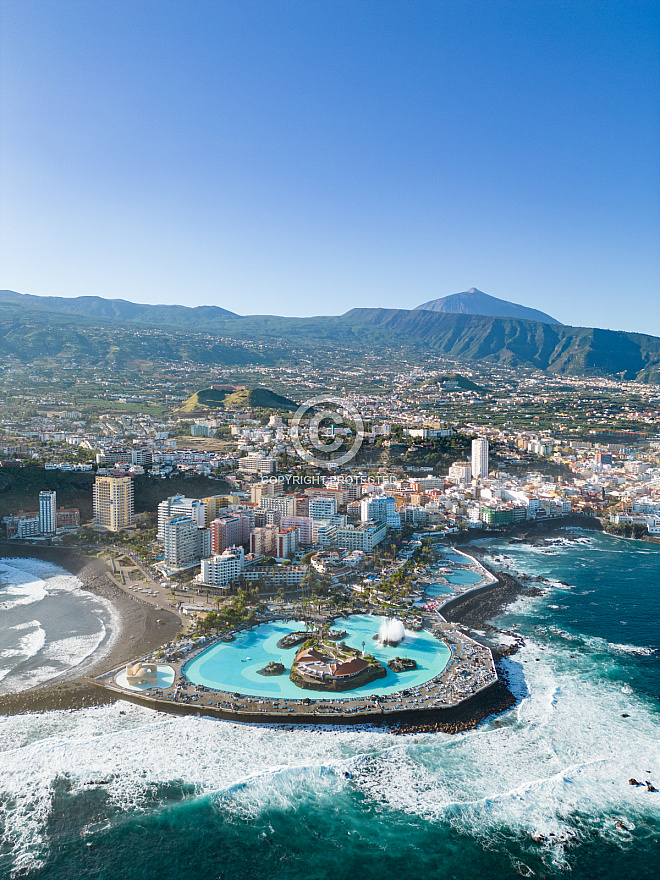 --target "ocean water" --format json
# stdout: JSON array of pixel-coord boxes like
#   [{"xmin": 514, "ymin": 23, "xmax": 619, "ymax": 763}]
[
  {"xmin": 1, "ymin": 535, "xmax": 659, "ymax": 879},
  {"xmin": 0, "ymin": 559, "xmax": 118, "ymax": 694}
]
